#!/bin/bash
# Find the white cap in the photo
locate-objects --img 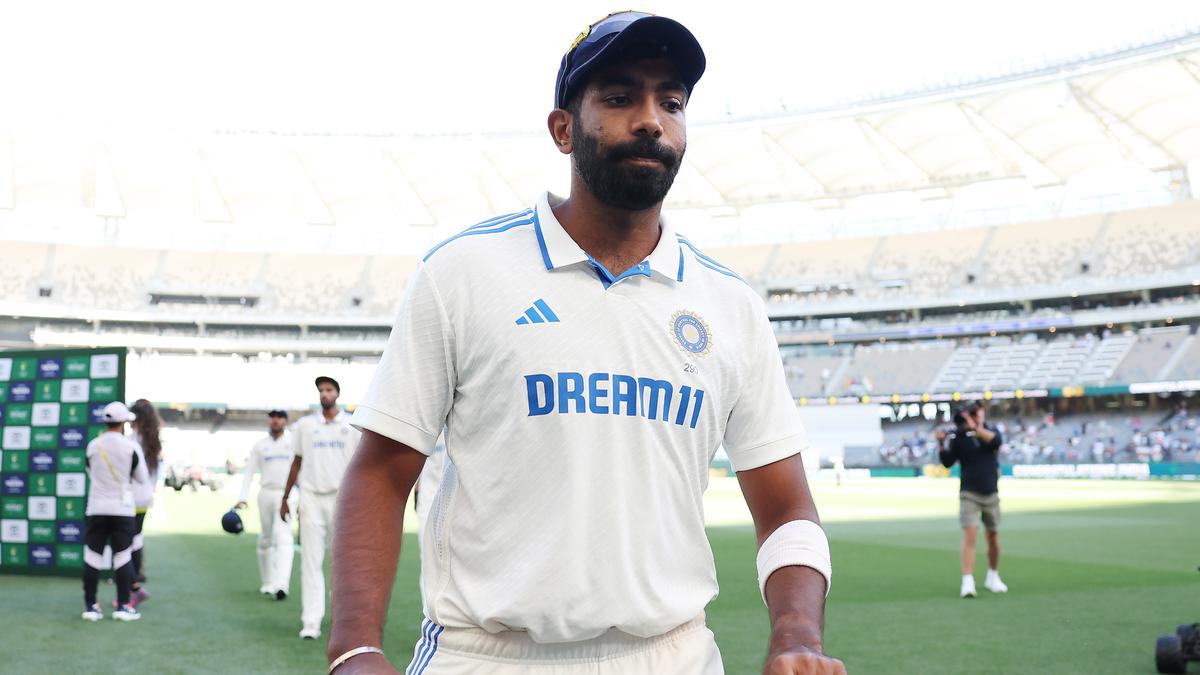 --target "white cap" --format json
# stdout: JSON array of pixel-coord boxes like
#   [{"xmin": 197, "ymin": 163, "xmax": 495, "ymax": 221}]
[{"xmin": 101, "ymin": 401, "xmax": 137, "ymax": 423}]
